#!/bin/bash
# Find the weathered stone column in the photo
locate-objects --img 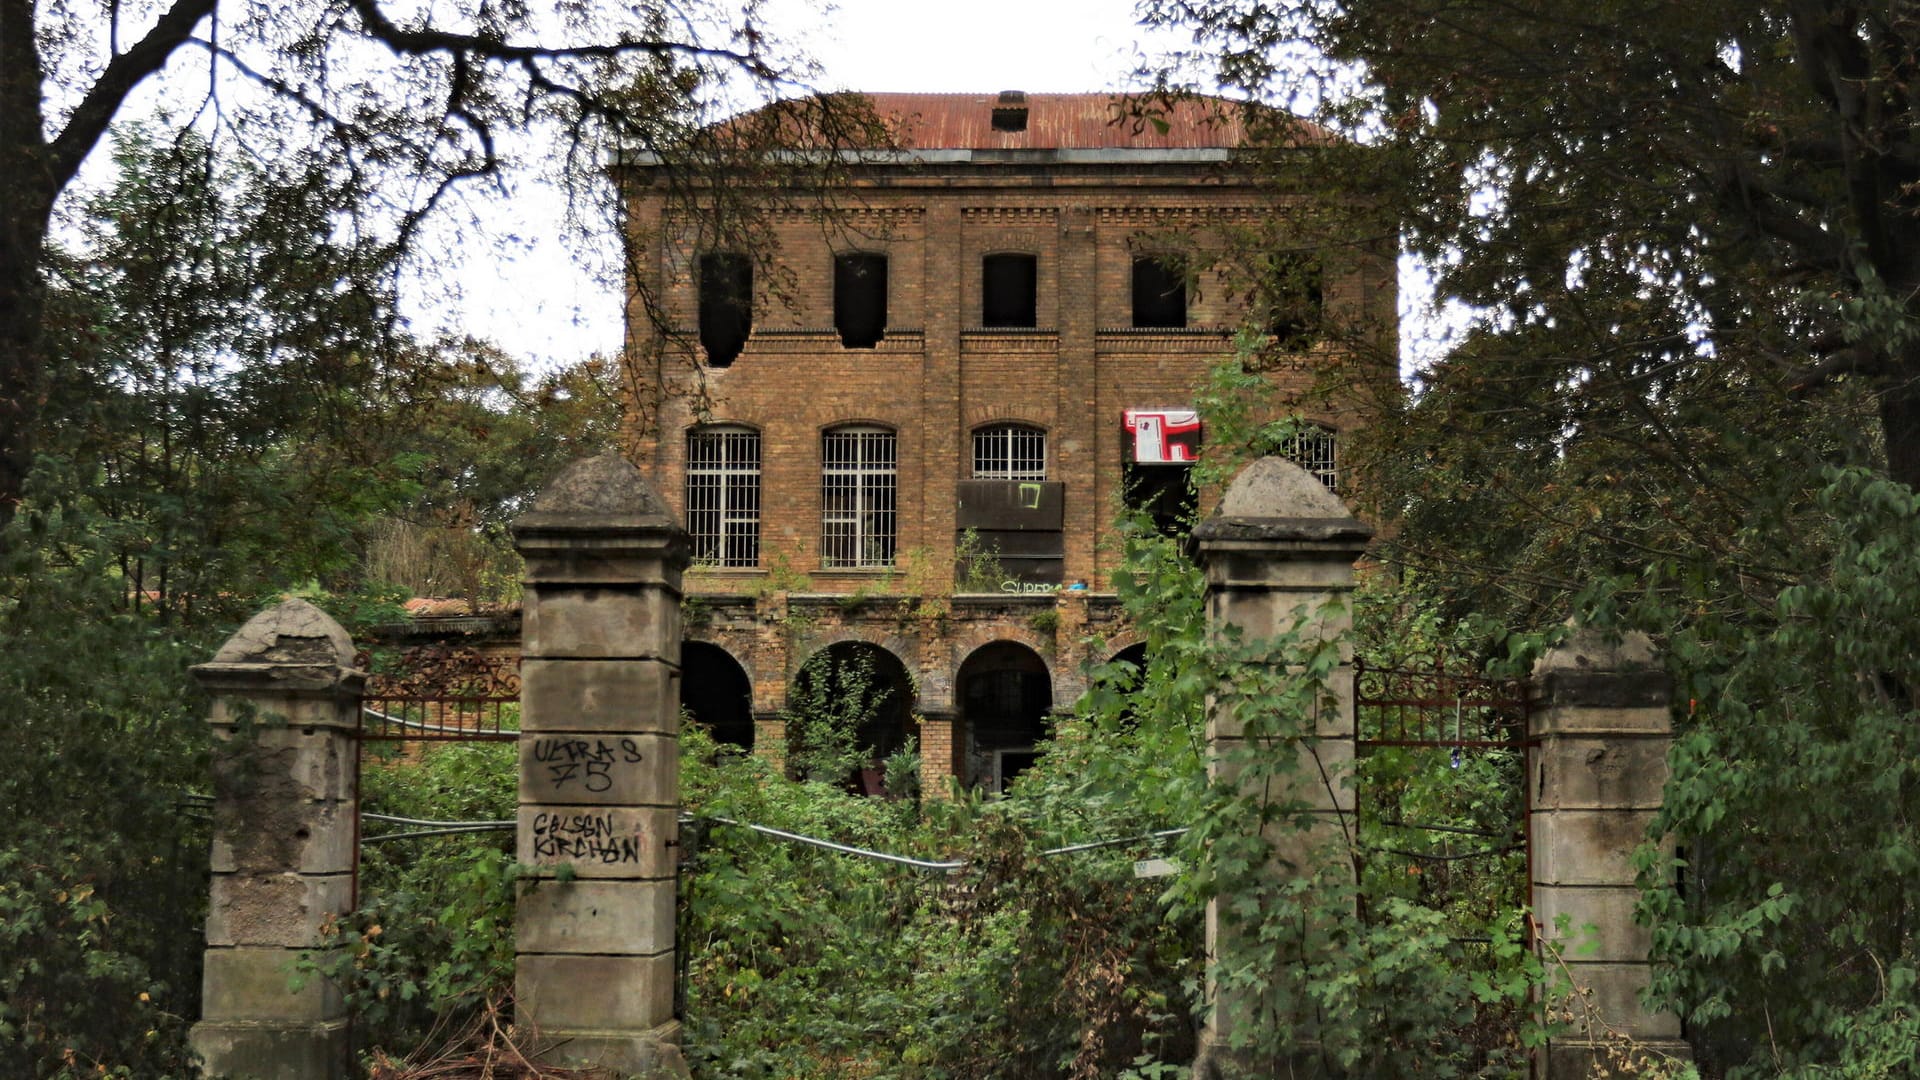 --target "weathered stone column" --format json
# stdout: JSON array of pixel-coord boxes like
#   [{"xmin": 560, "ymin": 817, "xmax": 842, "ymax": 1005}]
[
  {"xmin": 191, "ymin": 598, "xmax": 361, "ymax": 1080},
  {"xmin": 512, "ymin": 454, "xmax": 690, "ymax": 1076},
  {"xmin": 1190, "ymin": 458, "xmax": 1371, "ymax": 1077},
  {"xmin": 1529, "ymin": 628, "xmax": 1689, "ymax": 1075}
]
